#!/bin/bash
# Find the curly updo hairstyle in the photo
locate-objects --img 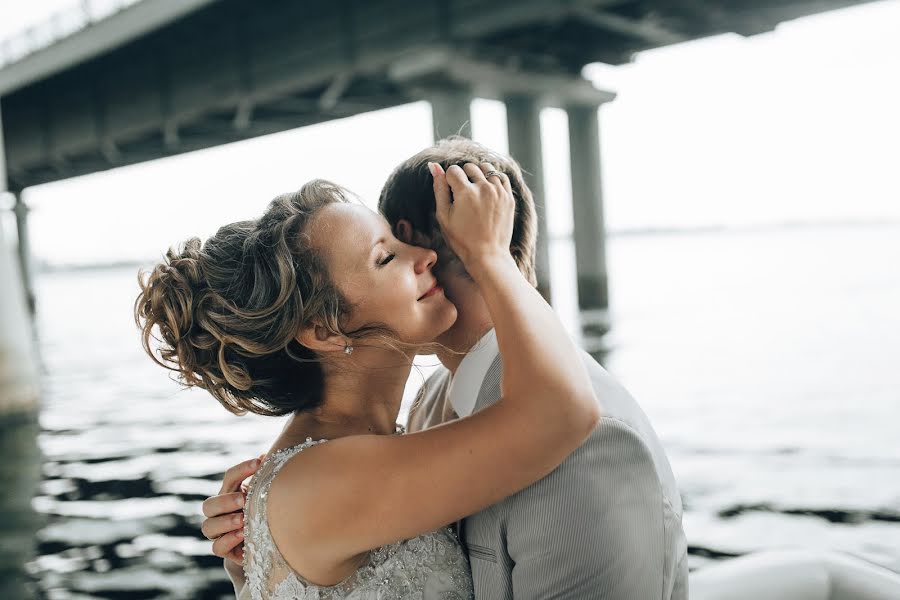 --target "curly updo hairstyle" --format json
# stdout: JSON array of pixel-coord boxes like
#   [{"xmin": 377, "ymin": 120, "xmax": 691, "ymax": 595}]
[{"xmin": 135, "ymin": 180, "xmax": 386, "ymax": 417}]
